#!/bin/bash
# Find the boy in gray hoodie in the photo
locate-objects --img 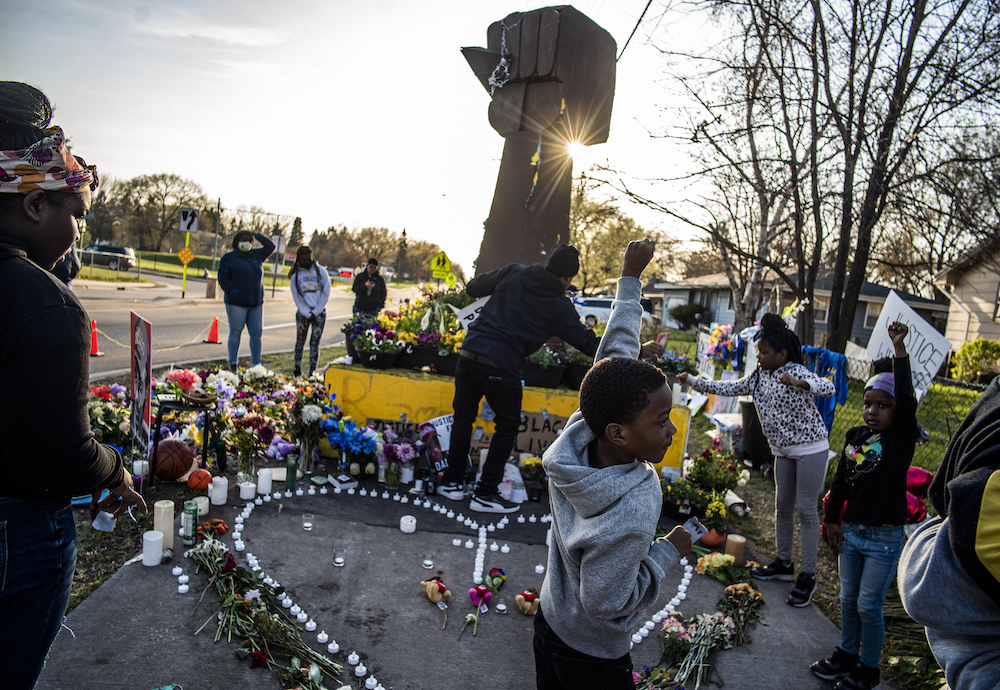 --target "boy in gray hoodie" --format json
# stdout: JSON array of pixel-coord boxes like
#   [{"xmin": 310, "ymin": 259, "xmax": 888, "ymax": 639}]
[{"xmin": 535, "ymin": 239, "xmax": 692, "ymax": 689}]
